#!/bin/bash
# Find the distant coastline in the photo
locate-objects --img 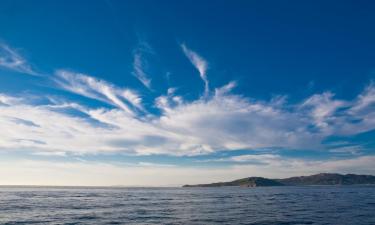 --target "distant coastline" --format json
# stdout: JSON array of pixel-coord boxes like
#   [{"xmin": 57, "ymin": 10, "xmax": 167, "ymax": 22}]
[{"xmin": 183, "ymin": 173, "xmax": 375, "ymax": 187}]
